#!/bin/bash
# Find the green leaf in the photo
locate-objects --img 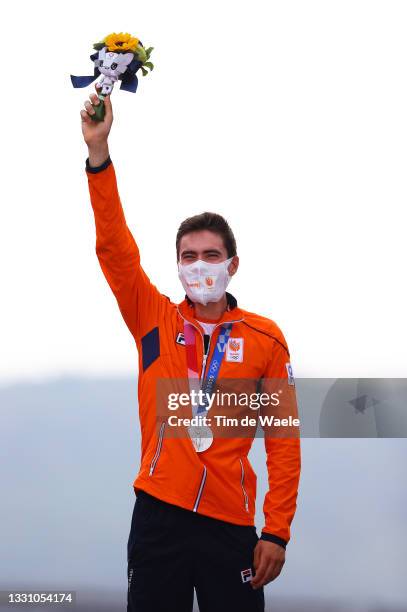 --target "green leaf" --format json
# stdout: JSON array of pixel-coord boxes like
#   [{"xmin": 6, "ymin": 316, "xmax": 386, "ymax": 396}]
[
  {"xmin": 136, "ymin": 46, "xmax": 147, "ymax": 63},
  {"xmin": 141, "ymin": 67, "xmax": 148, "ymax": 76},
  {"xmin": 144, "ymin": 62, "xmax": 154, "ymax": 71},
  {"xmin": 145, "ymin": 47, "xmax": 154, "ymax": 58}
]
